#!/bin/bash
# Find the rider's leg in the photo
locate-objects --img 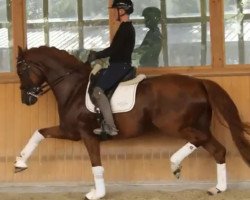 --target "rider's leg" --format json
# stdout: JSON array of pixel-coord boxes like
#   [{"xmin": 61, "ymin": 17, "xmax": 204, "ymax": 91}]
[{"xmin": 91, "ymin": 86, "xmax": 118, "ymax": 136}]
